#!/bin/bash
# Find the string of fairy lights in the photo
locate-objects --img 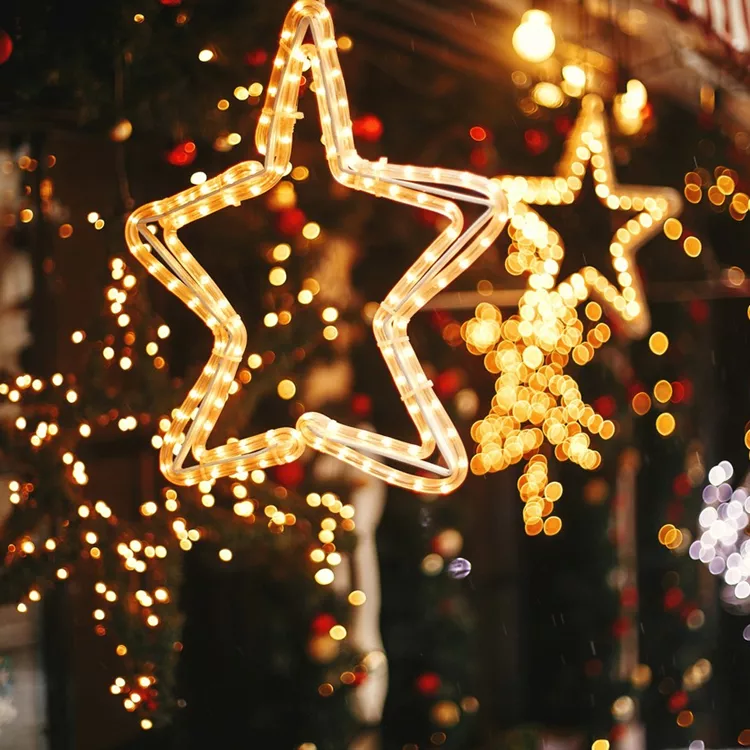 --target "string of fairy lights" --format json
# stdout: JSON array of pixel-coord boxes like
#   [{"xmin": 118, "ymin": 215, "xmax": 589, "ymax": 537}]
[{"xmin": 2, "ymin": 117, "xmax": 370, "ymax": 732}]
